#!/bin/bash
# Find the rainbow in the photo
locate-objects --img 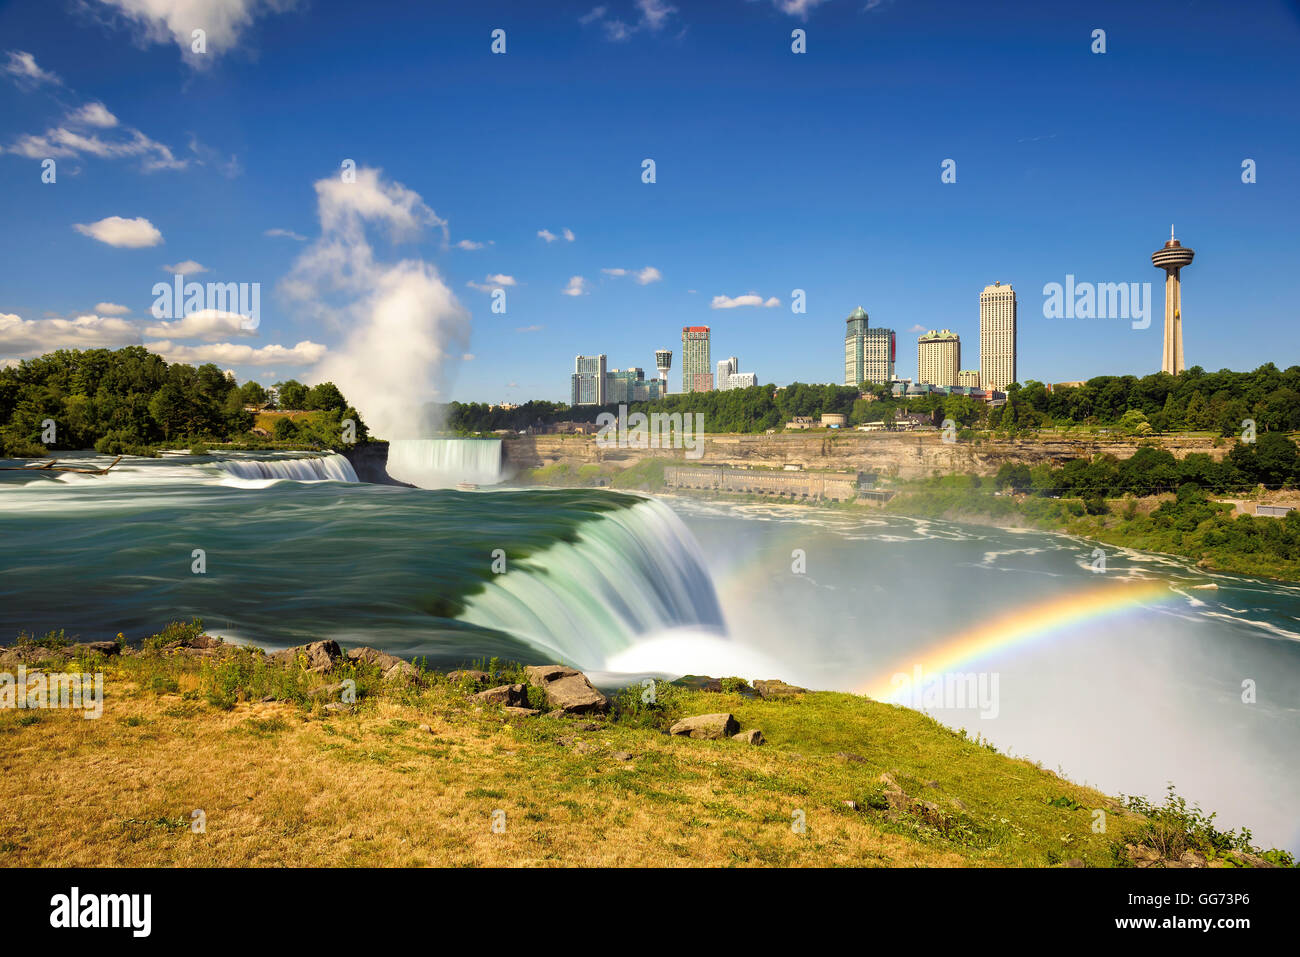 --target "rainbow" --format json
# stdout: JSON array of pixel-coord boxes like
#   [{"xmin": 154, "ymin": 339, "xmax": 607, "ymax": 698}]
[{"xmin": 859, "ymin": 579, "xmax": 1175, "ymax": 701}]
